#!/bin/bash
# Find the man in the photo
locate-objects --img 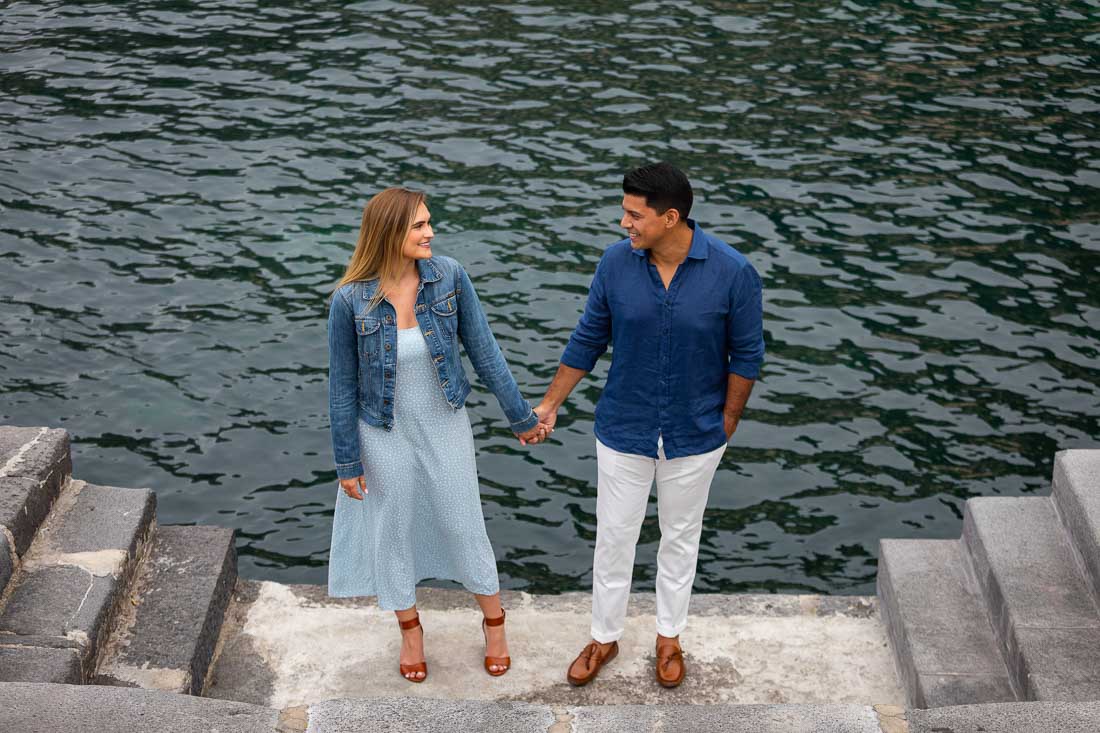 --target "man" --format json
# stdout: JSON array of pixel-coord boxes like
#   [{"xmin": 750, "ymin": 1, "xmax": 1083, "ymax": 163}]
[{"xmin": 533, "ymin": 162, "xmax": 764, "ymax": 688}]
